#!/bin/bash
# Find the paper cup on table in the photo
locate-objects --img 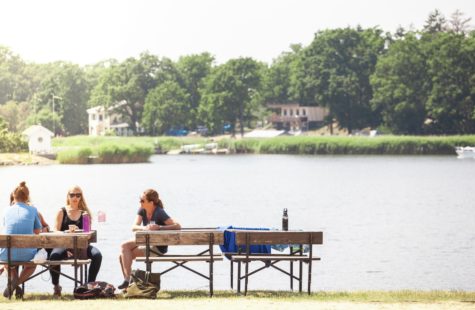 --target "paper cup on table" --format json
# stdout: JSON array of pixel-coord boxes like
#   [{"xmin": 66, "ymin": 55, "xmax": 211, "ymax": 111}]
[{"xmin": 68, "ymin": 225, "xmax": 77, "ymax": 232}]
